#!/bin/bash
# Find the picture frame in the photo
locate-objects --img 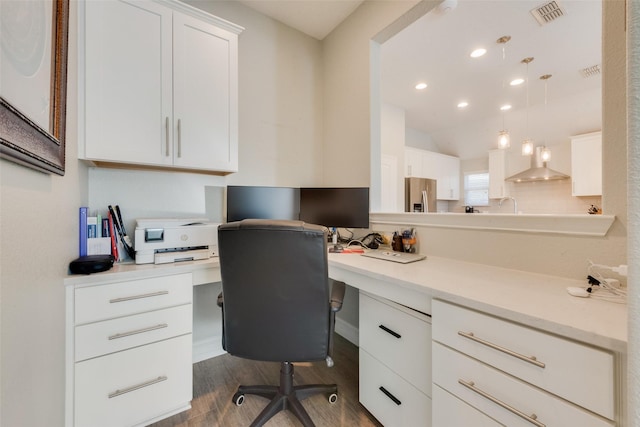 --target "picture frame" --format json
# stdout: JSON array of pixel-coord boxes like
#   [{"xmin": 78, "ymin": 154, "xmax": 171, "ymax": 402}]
[{"xmin": 0, "ymin": 0, "xmax": 70, "ymax": 176}]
